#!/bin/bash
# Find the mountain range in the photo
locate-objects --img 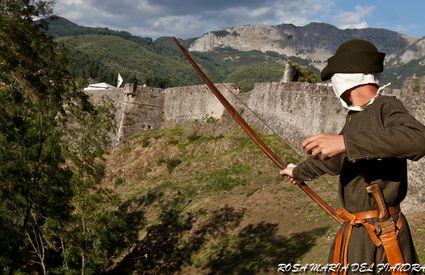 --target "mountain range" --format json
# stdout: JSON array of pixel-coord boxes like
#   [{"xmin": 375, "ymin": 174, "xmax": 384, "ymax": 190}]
[{"xmin": 44, "ymin": 16, "xmax": 425, "ymax": 89}]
